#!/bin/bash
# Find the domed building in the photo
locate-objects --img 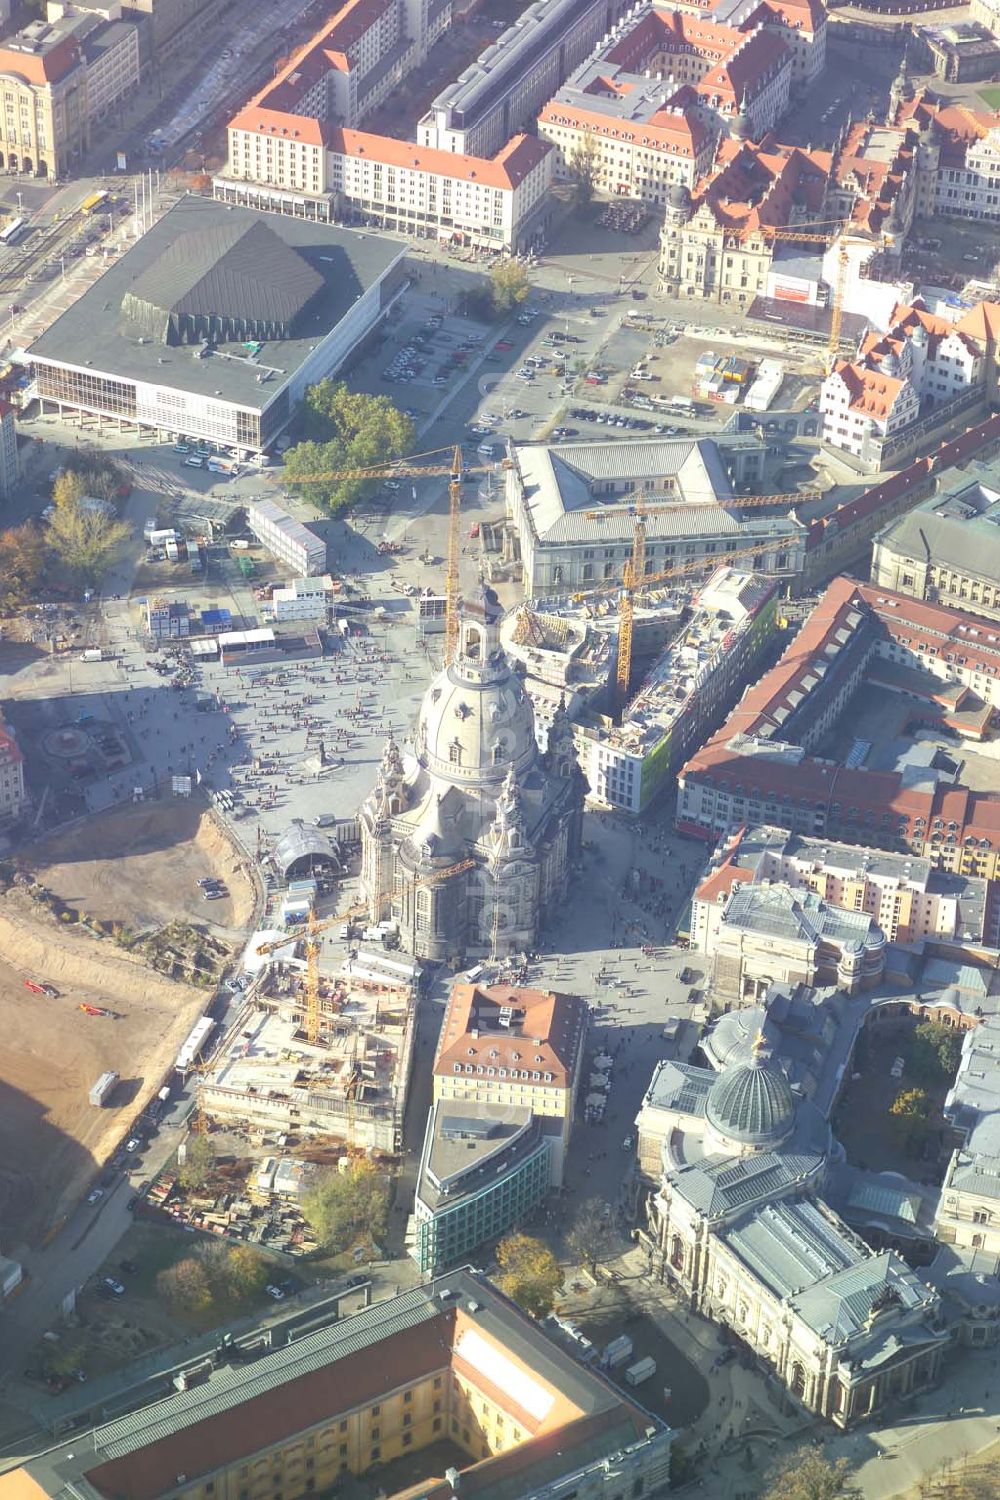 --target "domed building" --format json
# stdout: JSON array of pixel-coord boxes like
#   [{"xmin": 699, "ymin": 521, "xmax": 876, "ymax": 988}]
[
  {"xmin": 359, "ymin": 589, "xmax": 585, "ymax": 961},
  {"xmin": 636, "ymin": 1017, "xmax": 948, "ymax": 1427},
  {"xmin": 704, "ymin": 1052, "xmax": 796, "ymax": 1156}
]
